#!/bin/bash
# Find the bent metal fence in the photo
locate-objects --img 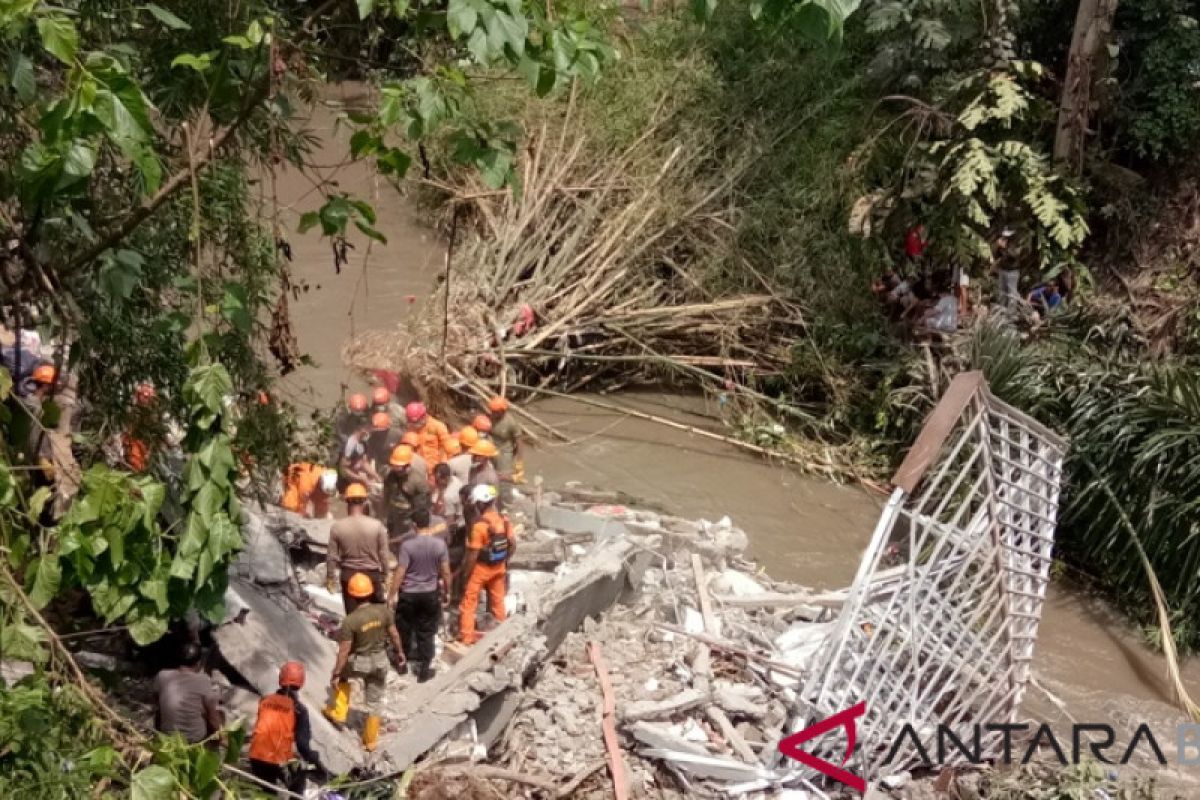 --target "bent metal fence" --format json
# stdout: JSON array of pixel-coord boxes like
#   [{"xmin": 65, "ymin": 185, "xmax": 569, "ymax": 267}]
[{"xmin": 789, "ymin": 371, "xmax": 1067, "ymax": 787}]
